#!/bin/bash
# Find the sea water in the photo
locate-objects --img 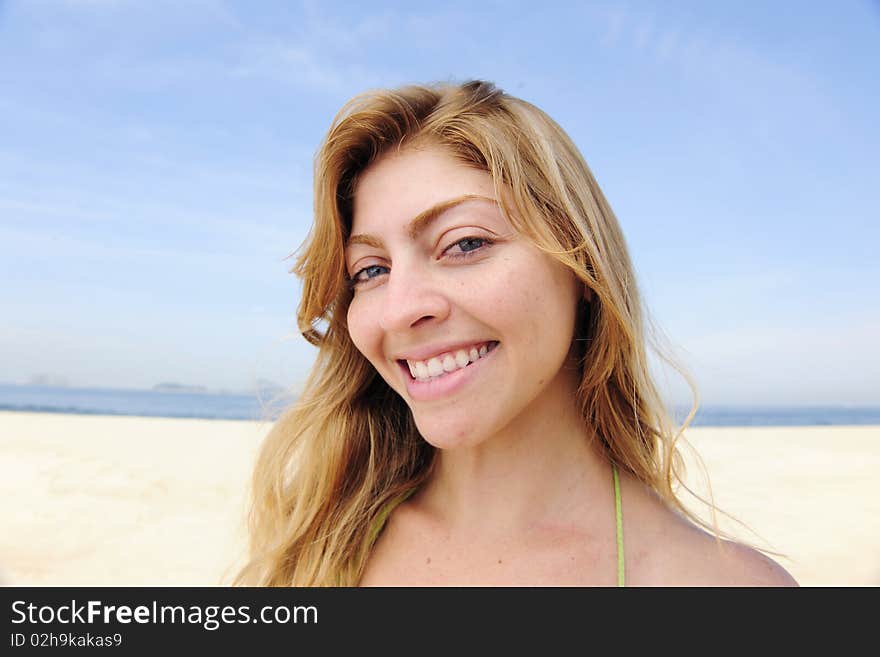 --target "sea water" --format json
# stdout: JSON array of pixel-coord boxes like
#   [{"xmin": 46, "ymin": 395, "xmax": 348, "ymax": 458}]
[
  {"xmin": 0, "ymin": 384, "xmax": 290, "ymax": 421},
  {"xmin": 1, "ymin": 383, "xmax": 878, "ymax": 426}
]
